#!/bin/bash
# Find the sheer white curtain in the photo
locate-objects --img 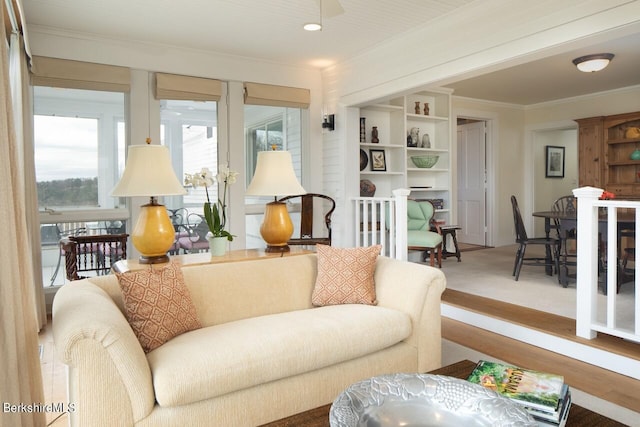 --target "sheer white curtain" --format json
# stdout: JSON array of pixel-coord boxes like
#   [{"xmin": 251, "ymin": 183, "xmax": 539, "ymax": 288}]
[{"xmin": 0, "ymin": 2, "xmax": 46, "ymax": 425}]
